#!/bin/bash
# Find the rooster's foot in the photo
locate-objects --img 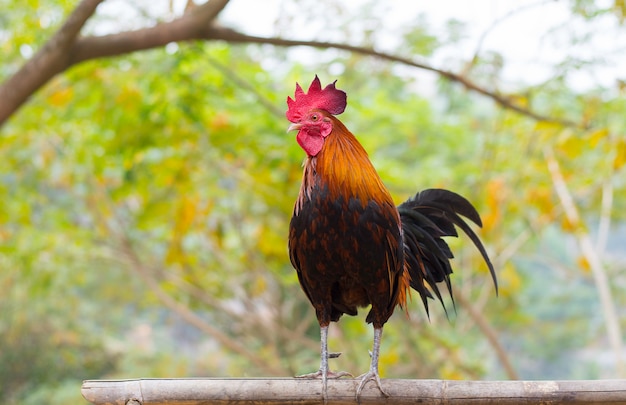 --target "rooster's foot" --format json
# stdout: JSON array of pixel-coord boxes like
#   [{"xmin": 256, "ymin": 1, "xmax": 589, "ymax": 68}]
[{"xmin": 356, "ymin": 369, "xmax": 389, "ymax": 398}]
